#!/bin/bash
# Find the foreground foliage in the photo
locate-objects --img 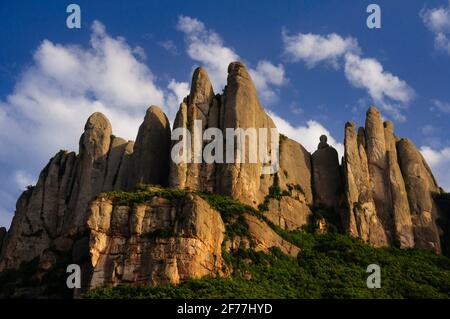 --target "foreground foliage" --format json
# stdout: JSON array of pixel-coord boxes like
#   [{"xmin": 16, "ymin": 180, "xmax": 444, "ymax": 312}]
[{"xmin": 86, "ymin": 216, "xmax": 450, "ymax": 298}]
